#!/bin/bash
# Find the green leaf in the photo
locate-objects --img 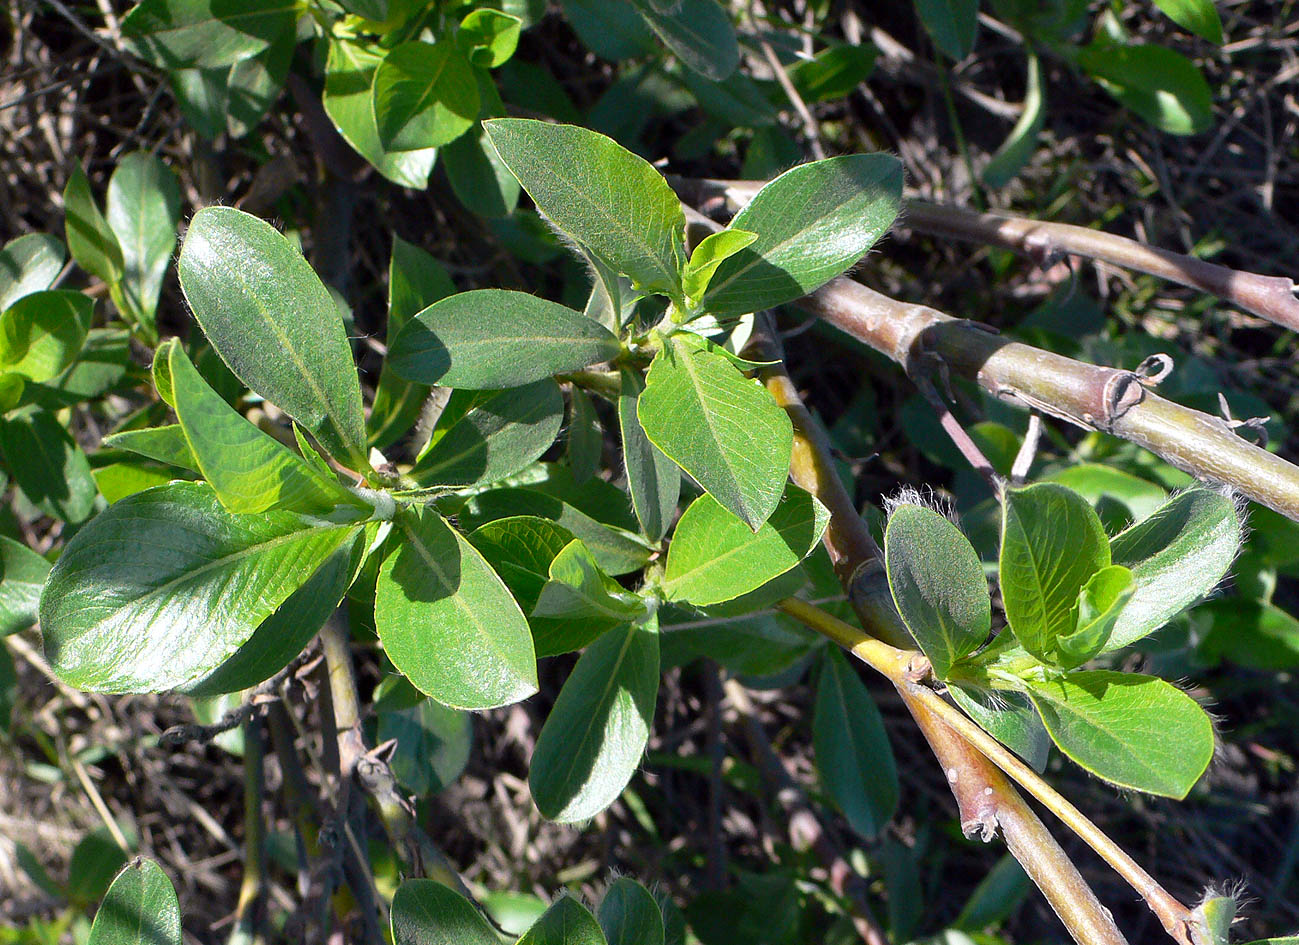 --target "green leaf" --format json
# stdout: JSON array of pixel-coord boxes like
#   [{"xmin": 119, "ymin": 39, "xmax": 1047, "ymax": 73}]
[
  {"xmin": 1107, "ymin": 489, "xmax": 1240, "ymax": 651},
  {"xmin": 982, "ymin": 52, "xmax": 1045, "ymax": 189},
  {"xmin": 458, "ymin": 9, "xmax": 522, "ymax": 68},
  {"xmin": 637, "ymin": 337, "xmax": 792, "ymax": 529},
  {"xmin": 701, "ymin": 154, "xmax": 903, "ymax": 316},
  {"xmin": 105, "ymin": 152, "xmax": 181, "ymax": 327},
  {"xmin": 1045, "ymin": 462, "xmax": 1169, "ymax": 527},
  {"xmin": 681, "ymin": 71, "xmax": 776, "ymax": 128},
  {"xmin": 87, "ymin": 858, "xmax": 180, "ymax": 945},
  {"xmin": 949, "ymin": 683, "xmax": 1050, "ymax": 773},
  {"xmin": 390, "ymin": 288, "xmax": 621, "ymax": 389},
  {"xmin": 629, "ymin": 0, "xmax": 739, "ymax": 80},
  {"xmin": 0, "ymin": 408, "xmax": 98, "ymax": 524},
  {"xmin": 0, "ymin": 233, "xmax": 65, "ymax": 310},
  {"xmin": 531, "ymin": 540, "xmax": 648, "ymax": 656},
  {"xmin": 663, "ymin": 485, "xmax": 827, "ymax": 606},
  {"xmin": 599, "ymin": 878, "xmax": 665, "ymax": 945},
  {"xmin": 787, "ymin": 44, "xmax": 877, "ymax": 104},
  {"xmin": 953, "ymin": 855, "xmax": 1031, "ymax": 932},
  {"xmin": 999, "ymin": 483, "xmax": 1109, "ymax": 665},
  {"xmin": 168, "ymin": 67, "xmax": 230, "ymax": 140},
  {"xmin": 376, "ymin": 506, "xmax": 537, "ymax": 710},
  {"xmin": 813, "ymin": 648, "xmax": 898, "ymax": 840},
  {"xmin": 566, "ymin": 386, "xmax": 602, "ymax": 482},
  {"xmin": 178, "ymin": 206, "xmax": 369, "ymax": 469},
  {"xmin": 412, "ymin": 380, "xmax": 564, "ymax": 487},
  {"xmin": 185, "ymin": 529, "xmax": 367, "ymax": 696},
  {"xmin": 0, "ymin": 536, "xmax": 50, "ymax": 636},
  {"xmin": 64, "ymin": 163, "xmax": 124, "ymax": 284},
  {"xmin": 378, "ymin": 698, "xmax": 473, "ymax": 796},
  {"xmin": 1200, "ymin": 600, "xmax": 1299, "ymax": 671},
  {"xmin": 103, "ymin": 424, "xmax": 199, "ymax": 472},
  {"xmin": 519, "ymin": 897, "xmax": 608, "ymax": 945},
  {"xmin": 373, "ymin": 40, "xmax": 480, "ymax": 151},
  {"xmin": 529, "ymin": 617, "xmax": 659, "ymax": 822},
  {"xmin": 1153, "ymin": 0, "xmax": 1223, "ymax": 43},
  {"xmin": 40, "ymin": 481, "xmax": 359, "ymax": 692},
  {"xmin": 467, "ymin": 515, "xmax": 576, "ymax": 612},
  {"xmin": 1025, "ymin": 670, "xmax": 1214, "ymax": 798},
  {"xmin": 323, "ymin": 38, "xmax": 438, "ymax": 189},
  {"xmin": 560, "ymin": 0, "xmax": 656, "ymax": 62},
  {"xmin": 444, "ymin": 122, "xmax": 522, "ymax": 219},
  {"xmin": 167, "ymin": 341, "xmax": 360, "ymax": 514},
  {"xmin": 1076, "ymin": 42, "xmax": 1213, "ymax": 135},
  {"xmin": 1056, "ymin": 565, "xmax": 1133, "ymax": 668},
  {"xmin": 913, "ymin": 0, "xmax": 978, "ymax": 60},
  {"xmin": 93, "ymin": 462, "xmax": 176, "ymax": 504},
  {"xmin": 391, "ymin": 879, "xmax": 500, "ymax": 945},
  {"xmin": 884, "ymin": 503, "xmax": 990, "ymax": 678},
  {"xmin": 618, "ymin": 367, "xmax": 679, "ymax": 541},
  {"xmin": 0, "ymin": 290, "xmax": 94, "ymax": 382},
  {"xmin": 227, "ymin": 30, "xmax": 295, "ymax": 138},
  {"xmin": 121, "ymin": 0, "xmax": 295, "ymax": 70},
  {"xmin": 483, "ymin": 119, "xmax": 686, "ymax": 297},
  {"xmin": 681, "ymin": 229, "xmax": 757, "ymax": 302},
  {"xmin": 68, "ymin": 827, "xmax": 133, "ymax": 905}
]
